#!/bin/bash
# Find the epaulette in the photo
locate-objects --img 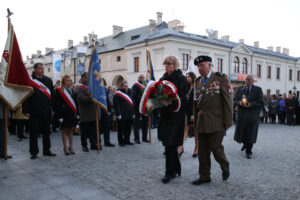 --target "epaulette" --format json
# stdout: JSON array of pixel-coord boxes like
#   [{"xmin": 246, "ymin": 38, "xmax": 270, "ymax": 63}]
[{"xmin": 216, "ymin": 72, "xmax": 225, "ymax": 76}]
